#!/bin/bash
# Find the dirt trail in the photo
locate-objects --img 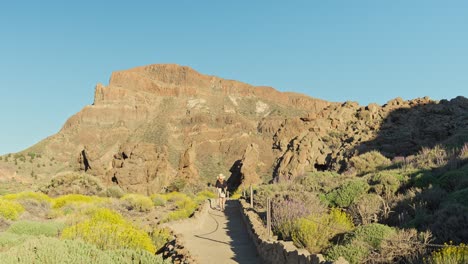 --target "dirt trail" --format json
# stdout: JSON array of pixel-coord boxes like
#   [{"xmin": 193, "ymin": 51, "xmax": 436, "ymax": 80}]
[{"xmin": 169, "ymin": 200, "xmax": 260, "ymax": 264}]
